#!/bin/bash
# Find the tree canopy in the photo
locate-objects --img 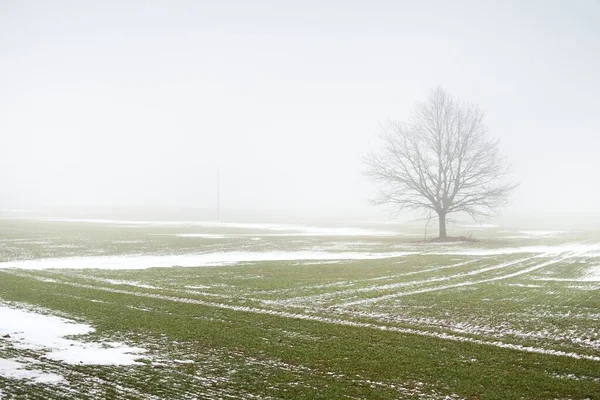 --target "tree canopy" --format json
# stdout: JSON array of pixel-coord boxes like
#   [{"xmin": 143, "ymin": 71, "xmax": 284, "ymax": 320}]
[{"xmin": 365, "ymin": 87, "xmax": 517, "ymax": 238}]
